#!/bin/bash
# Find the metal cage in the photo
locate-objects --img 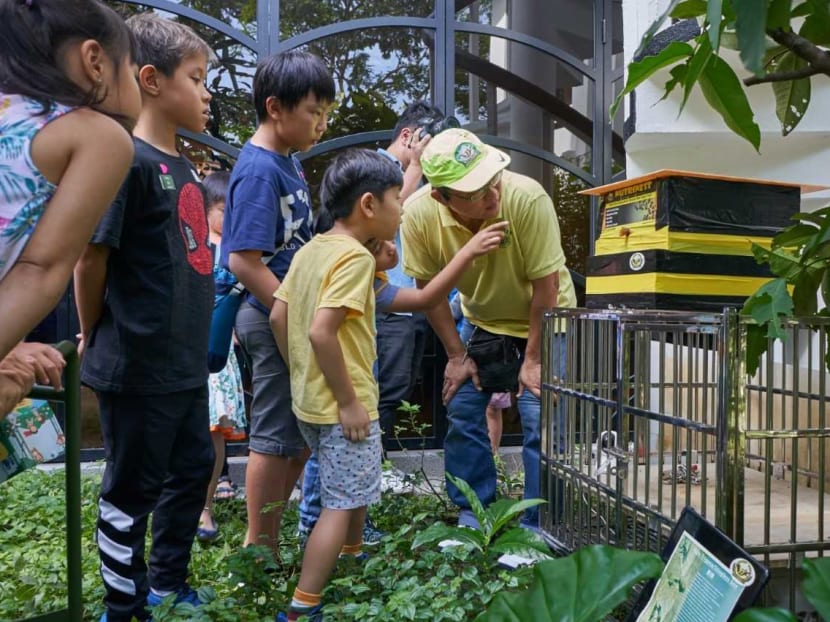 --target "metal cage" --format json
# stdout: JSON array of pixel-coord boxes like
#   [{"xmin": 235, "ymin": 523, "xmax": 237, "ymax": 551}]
[{"xmin": 541, "ymin": 308, "xmax": 830, "ymax": 613}]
